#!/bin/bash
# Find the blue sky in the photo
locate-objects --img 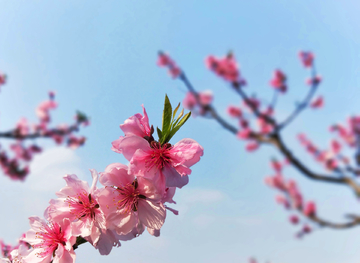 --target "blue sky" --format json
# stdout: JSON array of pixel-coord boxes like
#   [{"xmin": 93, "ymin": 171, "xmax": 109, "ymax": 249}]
[{"xmin": 1, "ymin": 1, "xmax": 360, "ymax": 262}]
